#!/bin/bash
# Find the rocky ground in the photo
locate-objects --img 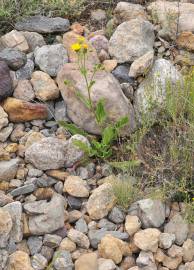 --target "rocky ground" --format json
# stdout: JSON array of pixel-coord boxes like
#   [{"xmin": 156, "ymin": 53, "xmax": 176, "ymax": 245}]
[{"xmin": 0, "ymin": 1, "xmax": 194, "ymax": 270}]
